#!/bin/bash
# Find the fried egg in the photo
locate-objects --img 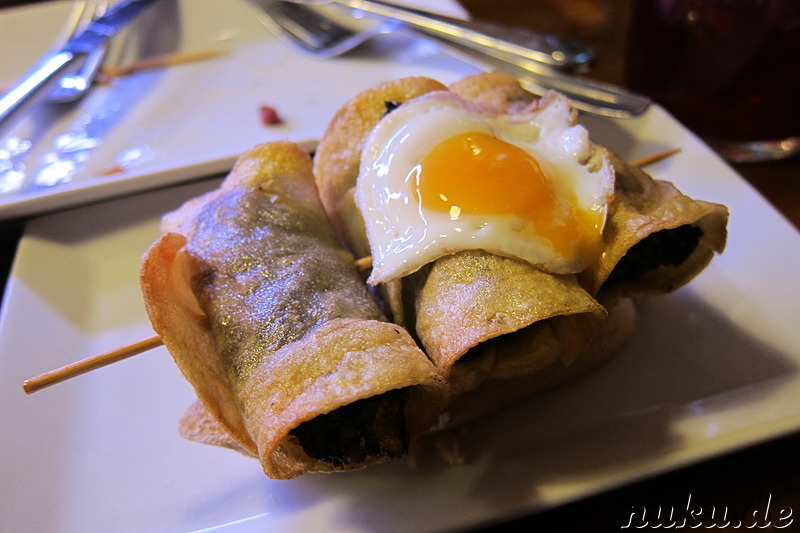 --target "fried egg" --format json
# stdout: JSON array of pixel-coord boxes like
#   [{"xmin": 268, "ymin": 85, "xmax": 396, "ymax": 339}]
[{"xmin": 355, "ymin": 91, "xmax": 614, "ymax": 285}]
